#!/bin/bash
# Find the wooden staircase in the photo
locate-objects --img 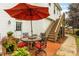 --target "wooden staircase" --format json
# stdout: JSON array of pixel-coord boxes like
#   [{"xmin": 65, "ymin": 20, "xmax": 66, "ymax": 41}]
[
  {"xmin": 48, "ymin": 19, "xmax": 59, "ymax": 40},
  {"xmin": 45, "ymin": 14, "xmax": 65, "ymax": 42}
]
